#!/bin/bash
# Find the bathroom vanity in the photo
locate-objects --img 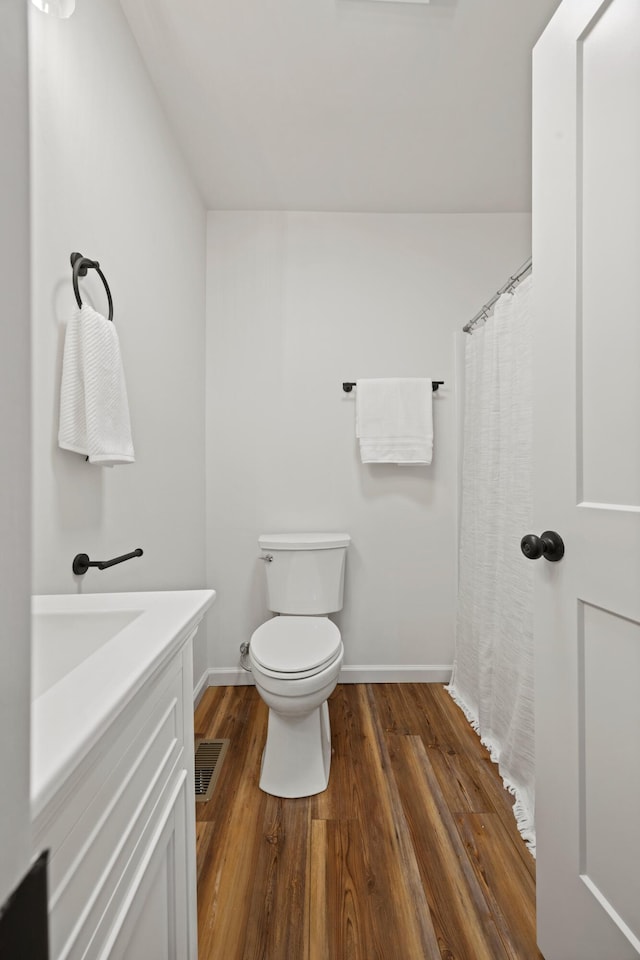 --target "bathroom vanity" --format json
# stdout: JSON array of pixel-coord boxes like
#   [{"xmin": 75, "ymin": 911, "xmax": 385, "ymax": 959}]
[{"xmin": 30, "ymin": 590, "xmax": 215, "ymax": 960}]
